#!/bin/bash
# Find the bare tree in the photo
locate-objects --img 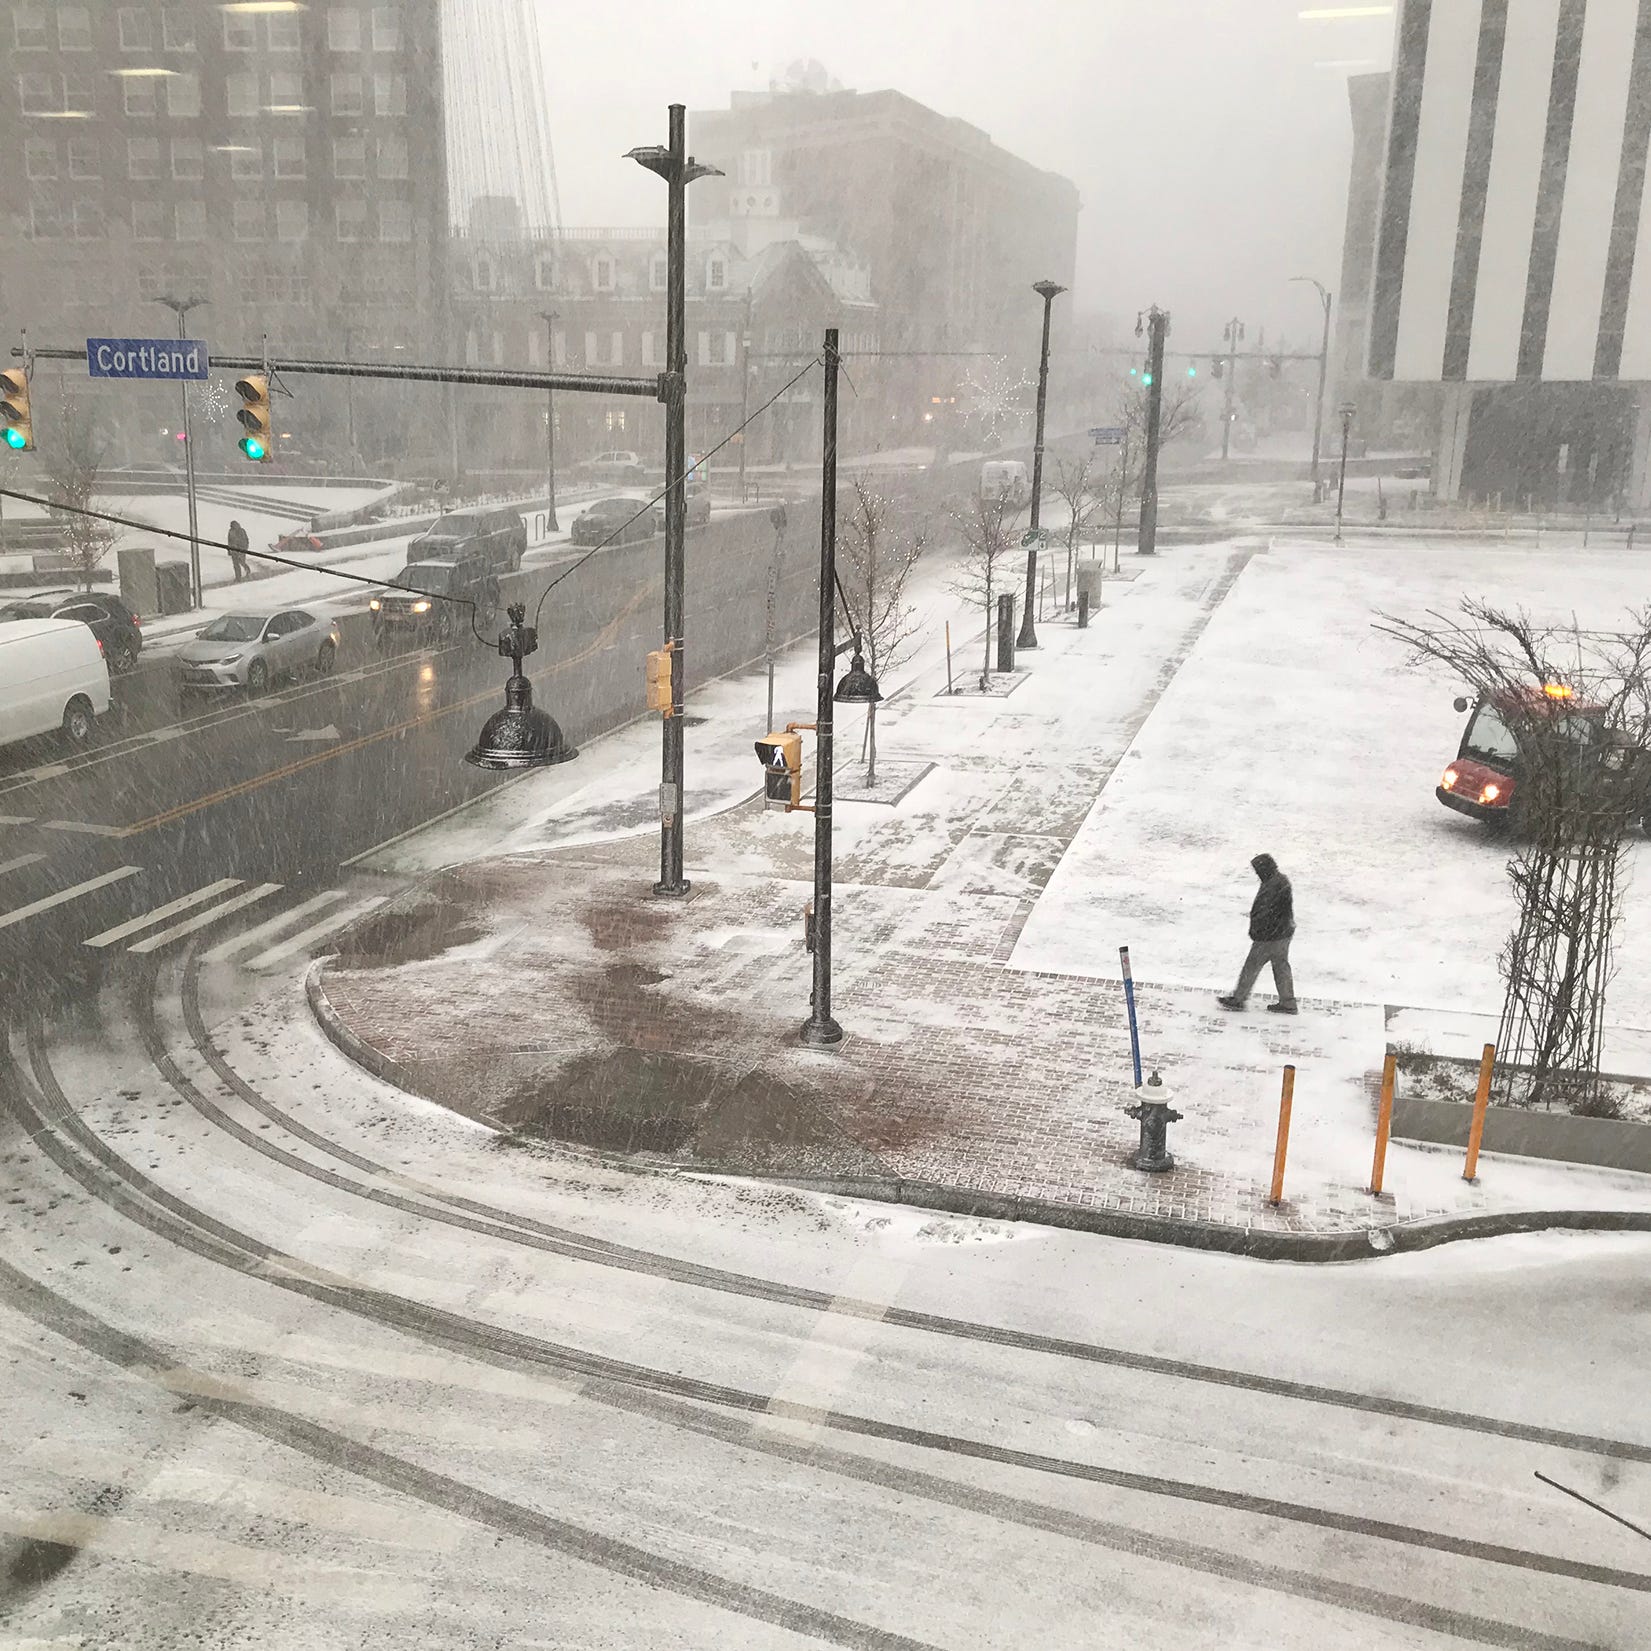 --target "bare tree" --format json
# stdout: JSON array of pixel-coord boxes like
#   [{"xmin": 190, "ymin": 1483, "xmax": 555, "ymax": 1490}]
[
  {"xmin": 1378, "ymin": 601, "xmax": 1651, "ymax": 1114},
  {"xmin": 41, "ymin": 398, "xmax": 117, "ymax": 592},
  {"xmin": 949, "ymin": 491, "xmax": 1019, "ymax": 692},
  {"xmin": 1049, "ymin": 454, "xmax": 1102, "ymax": 608},
  {"xmin": 840, "ymin": 477, "xmax": 926, "ymax": 785}
]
